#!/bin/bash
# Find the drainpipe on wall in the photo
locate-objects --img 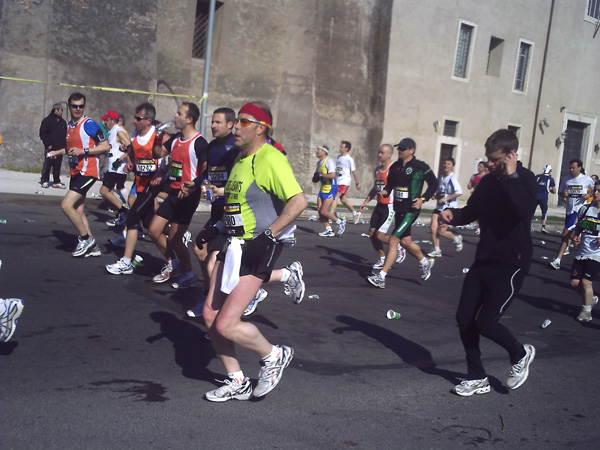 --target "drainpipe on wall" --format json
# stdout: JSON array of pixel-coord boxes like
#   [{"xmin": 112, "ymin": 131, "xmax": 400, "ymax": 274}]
[
  {"xmin": 528, "ymin": 0, "xmax": 555, "ymax": 170},
  {"xmin": 200, "ymin": 0, "xmax": 216, "ymax": 136}
]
